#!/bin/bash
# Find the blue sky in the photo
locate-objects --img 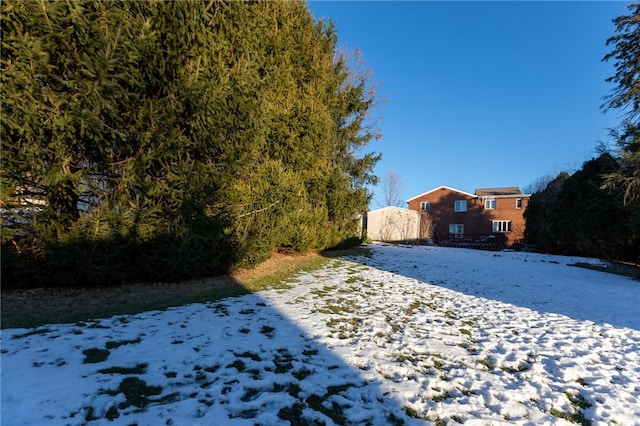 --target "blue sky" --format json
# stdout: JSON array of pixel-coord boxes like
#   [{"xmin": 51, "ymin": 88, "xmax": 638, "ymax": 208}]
[{"xmin": 307, "ymin": 1, "xmax": 632, "ymax": 207}]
